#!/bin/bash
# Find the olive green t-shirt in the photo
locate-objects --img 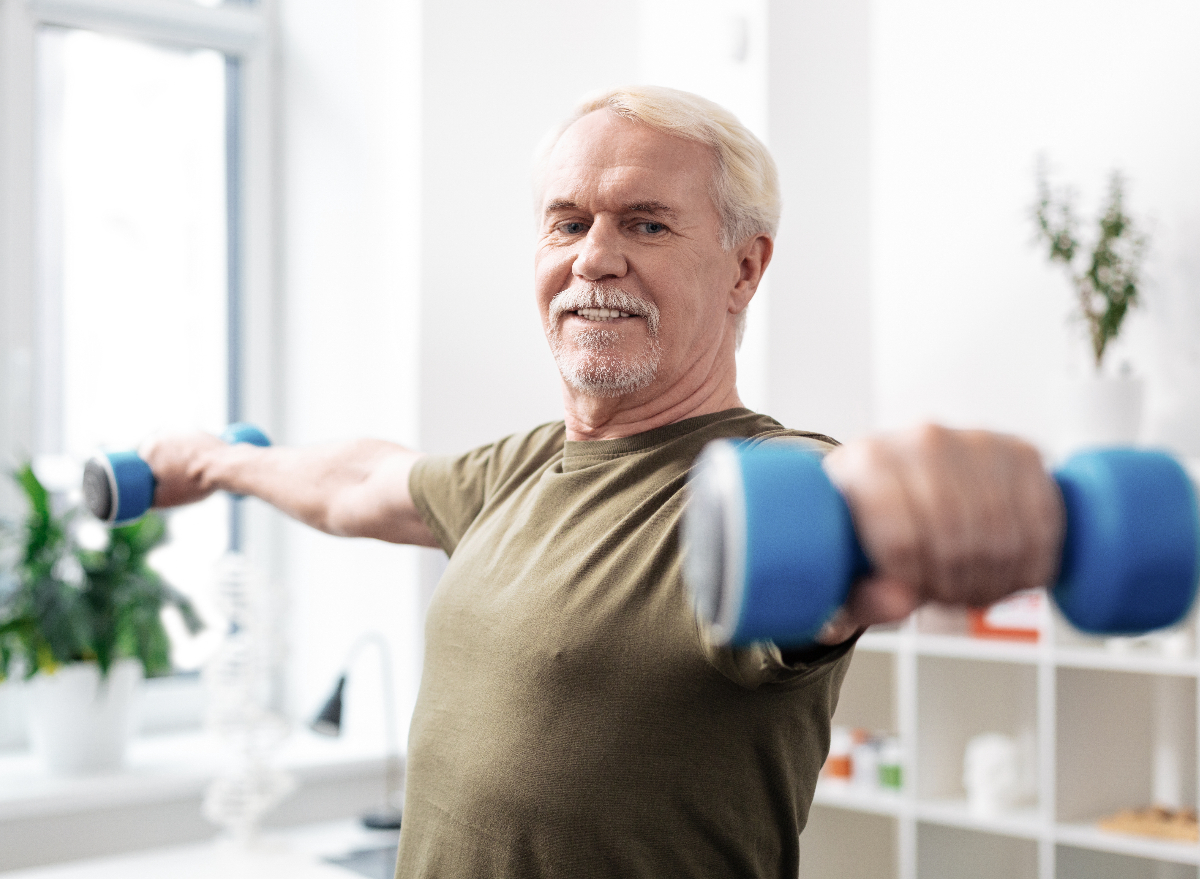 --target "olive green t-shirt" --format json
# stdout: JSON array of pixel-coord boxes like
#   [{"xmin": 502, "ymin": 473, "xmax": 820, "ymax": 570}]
[{"xmin": 399, "ymin": 409, "xmax": 855, "ymax": 878}]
